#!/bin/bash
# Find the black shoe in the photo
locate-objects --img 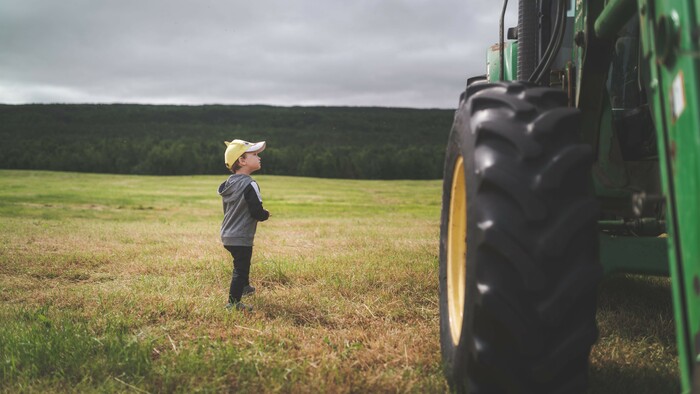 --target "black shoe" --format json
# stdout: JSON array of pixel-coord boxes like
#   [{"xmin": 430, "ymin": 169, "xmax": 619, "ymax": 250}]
[
  {"xmin": 242, "ymin": 285, "xmax": 256, "ymax": 297},
  {"xmin": 225, "ymin": 301, "xmax": 253, "ymax": 312}
]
